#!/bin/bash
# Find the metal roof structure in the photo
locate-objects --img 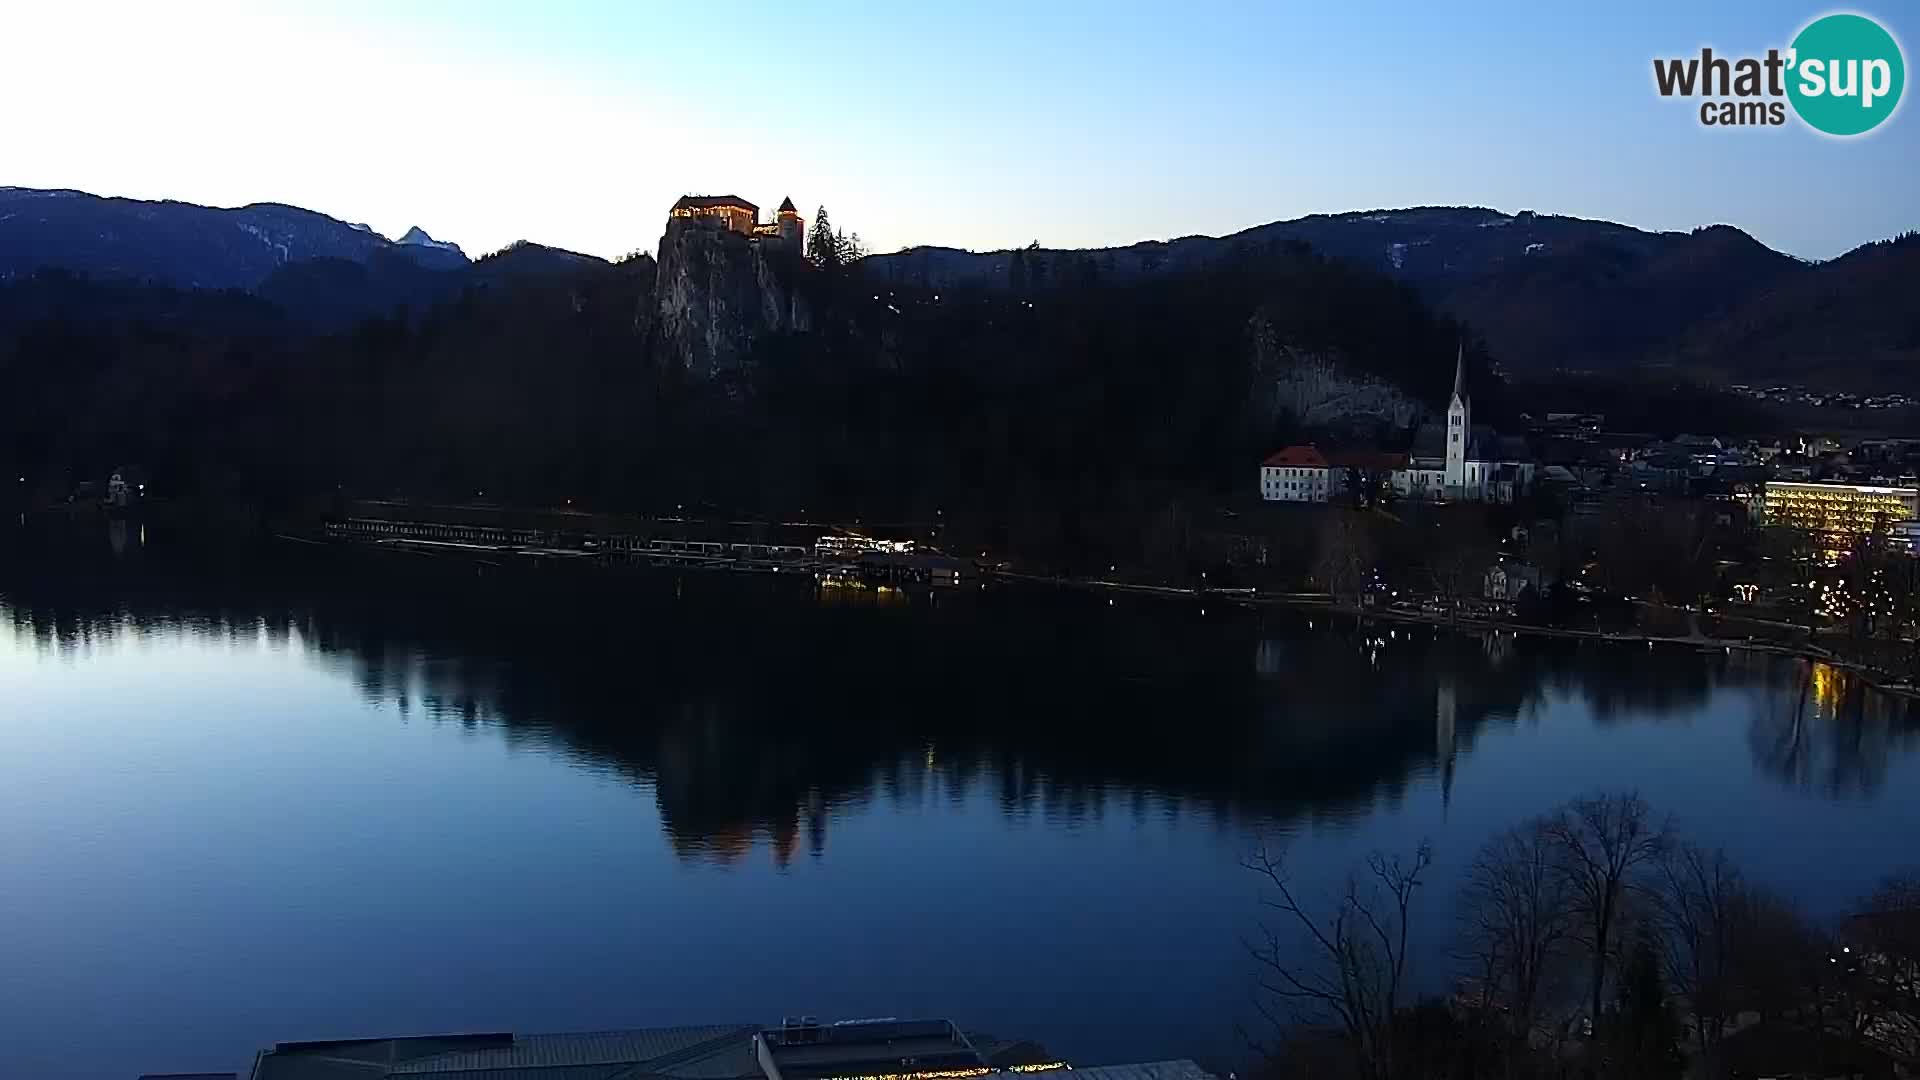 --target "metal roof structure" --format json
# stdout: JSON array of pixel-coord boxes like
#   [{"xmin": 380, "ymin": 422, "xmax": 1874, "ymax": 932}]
[
  {"xmin": 1070, "ymin": 1061, "xmax": 1217, "ymax": 1080},
  {"xmin": 756, "ymin": 1019, "xmax": 983, "ymax": 1080},
  {"xmin": 239, "ymin": 1020, "xmax": 1218, "ymax": 1080},
  {"xmin": 250, "ymin": 1024, "xmax": 760, "ymax": 1080}
]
